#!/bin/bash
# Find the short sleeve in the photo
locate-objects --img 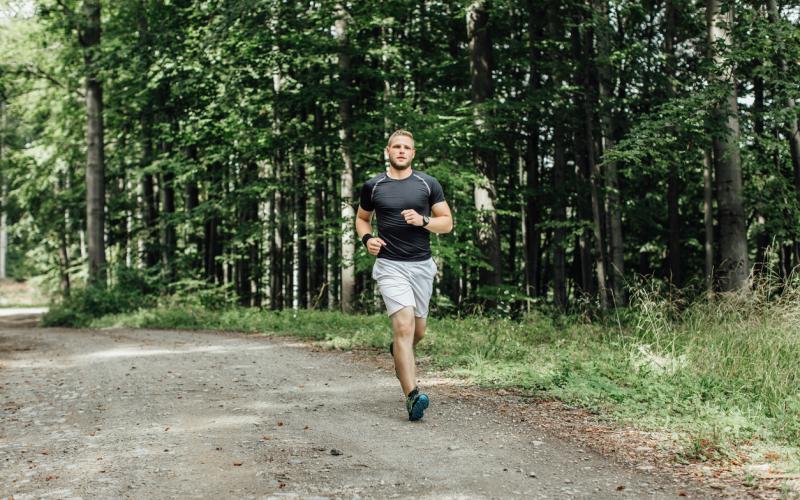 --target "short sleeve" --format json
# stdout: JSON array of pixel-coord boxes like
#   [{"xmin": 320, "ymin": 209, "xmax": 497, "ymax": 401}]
[
  {"xmin": 359, "ymin": 180, "xmax": 375, "ymax": 211},
  {"xmin": 429, "ymin": 177, "xmax": 445, "ymax": 206}
]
